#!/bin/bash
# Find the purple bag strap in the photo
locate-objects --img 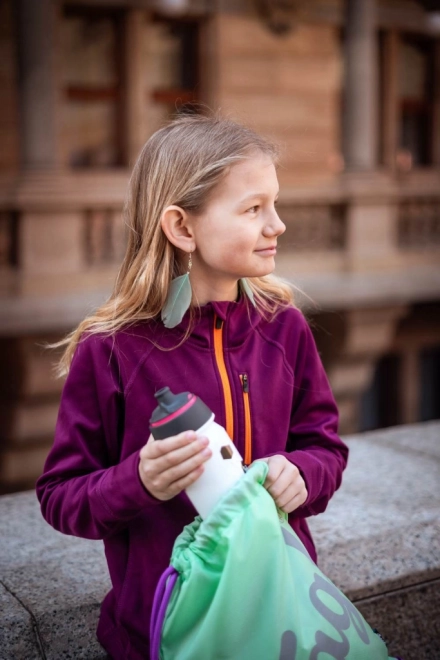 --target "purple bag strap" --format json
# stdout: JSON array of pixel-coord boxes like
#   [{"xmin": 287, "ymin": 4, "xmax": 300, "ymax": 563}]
[{"xmin": 150, "ymin": 565, "xmax": 179, "ymax": 660}]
